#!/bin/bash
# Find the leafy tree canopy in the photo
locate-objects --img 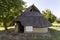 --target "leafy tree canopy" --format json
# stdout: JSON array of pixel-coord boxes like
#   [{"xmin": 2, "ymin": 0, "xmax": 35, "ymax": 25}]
[
  {"xmin": 0, "ymin": 0, "xmax": 26, "ymax": 30},
  {"xmin": 42, "ymin": 9, "xmax": 56, "ymax": 23}
]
